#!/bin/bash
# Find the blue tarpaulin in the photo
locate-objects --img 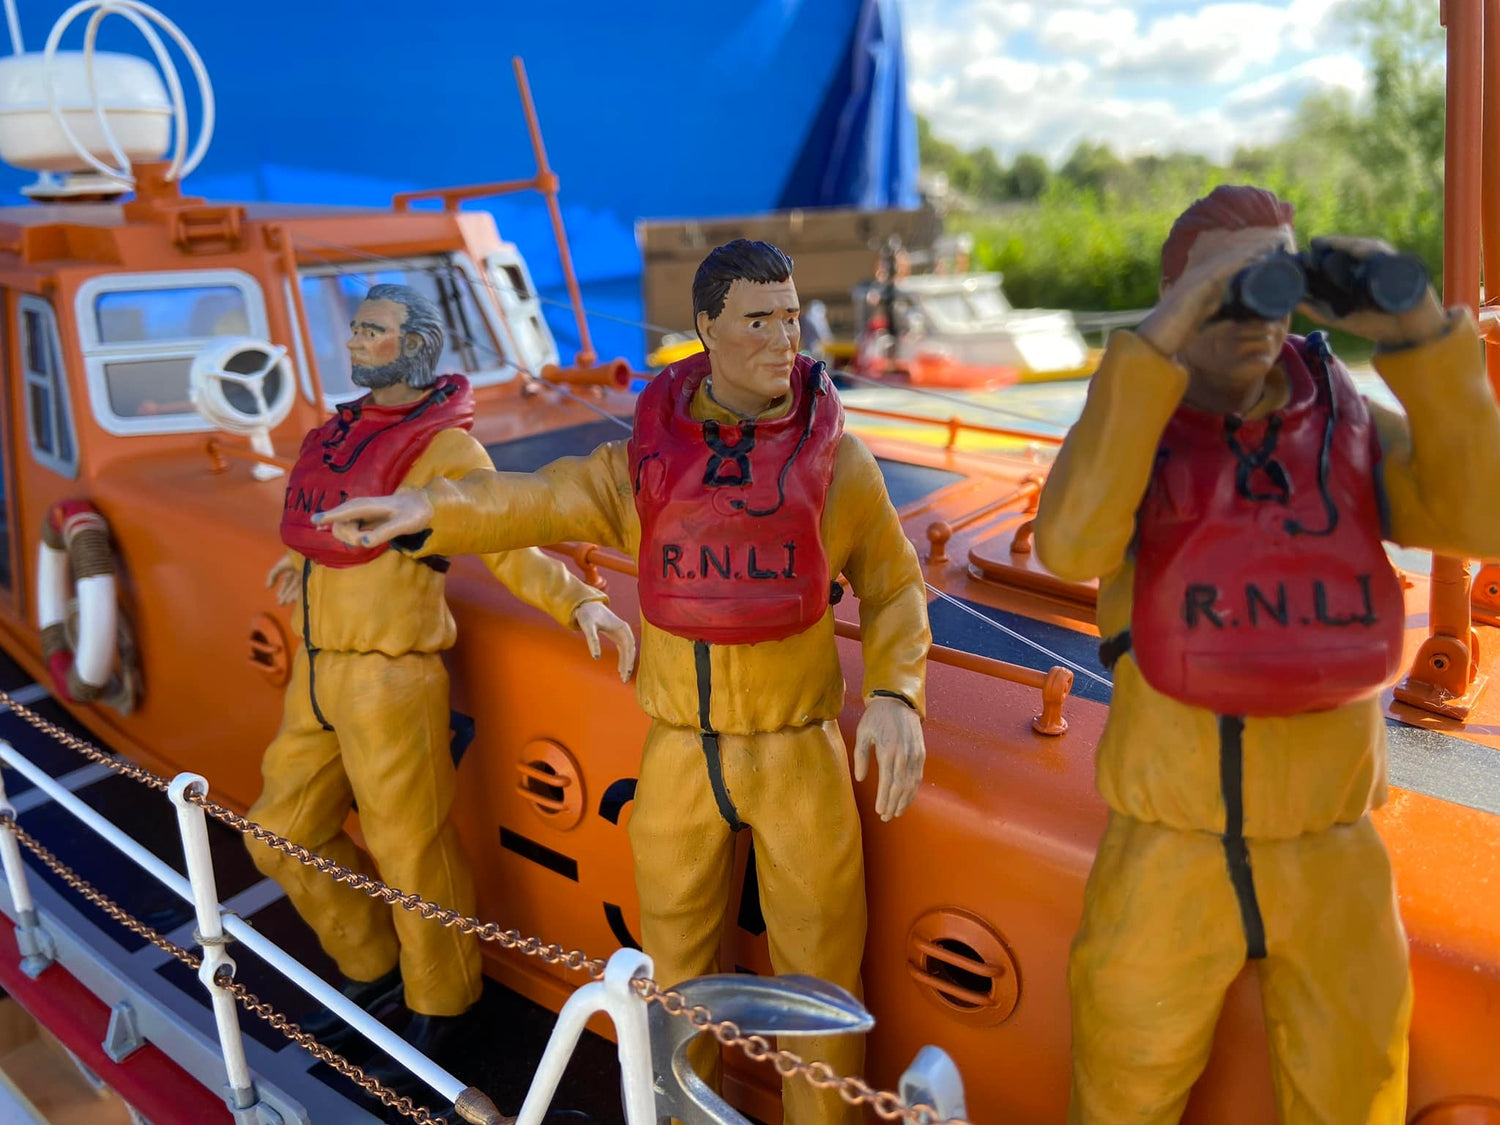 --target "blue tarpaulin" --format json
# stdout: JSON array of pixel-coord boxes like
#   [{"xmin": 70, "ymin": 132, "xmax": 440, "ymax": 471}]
[{"xmin": 0, "ymin": 0, "xmax": 918, "ymax": 365}]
